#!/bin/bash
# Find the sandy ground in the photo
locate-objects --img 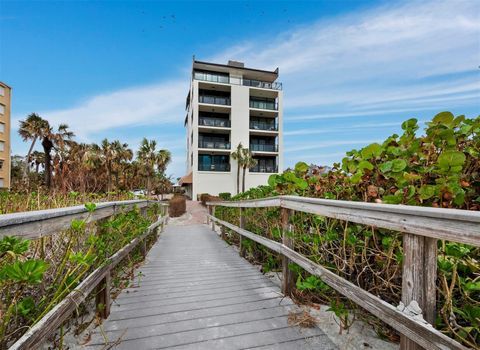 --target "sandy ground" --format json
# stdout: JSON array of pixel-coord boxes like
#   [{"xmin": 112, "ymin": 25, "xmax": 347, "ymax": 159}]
[{"xmin": 168, "ymin": 200, "xmax": 208, "ymax": 225}]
